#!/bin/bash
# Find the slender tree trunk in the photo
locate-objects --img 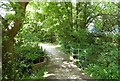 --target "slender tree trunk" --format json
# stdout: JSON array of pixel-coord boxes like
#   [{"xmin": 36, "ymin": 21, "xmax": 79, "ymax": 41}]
[{"xmin": 76, "ymin": 2, "xmax": 79, "ymax": 31}]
